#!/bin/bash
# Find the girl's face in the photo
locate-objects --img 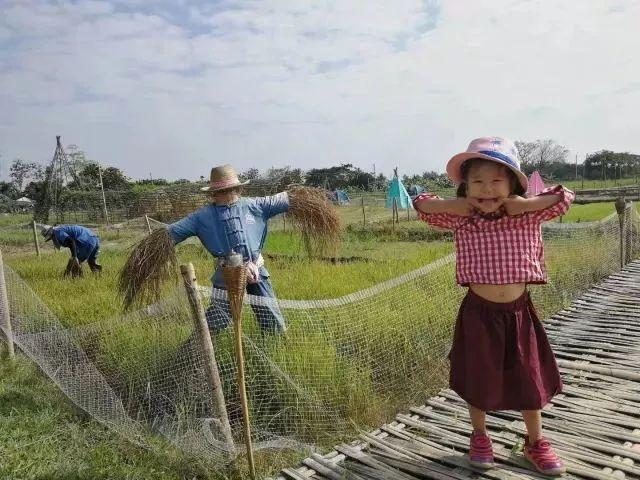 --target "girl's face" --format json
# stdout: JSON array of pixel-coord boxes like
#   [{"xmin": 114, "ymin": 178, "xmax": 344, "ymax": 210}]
[{"xmin": 465, "ymin": 162, "xmax": 512, "ymax": 213}]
